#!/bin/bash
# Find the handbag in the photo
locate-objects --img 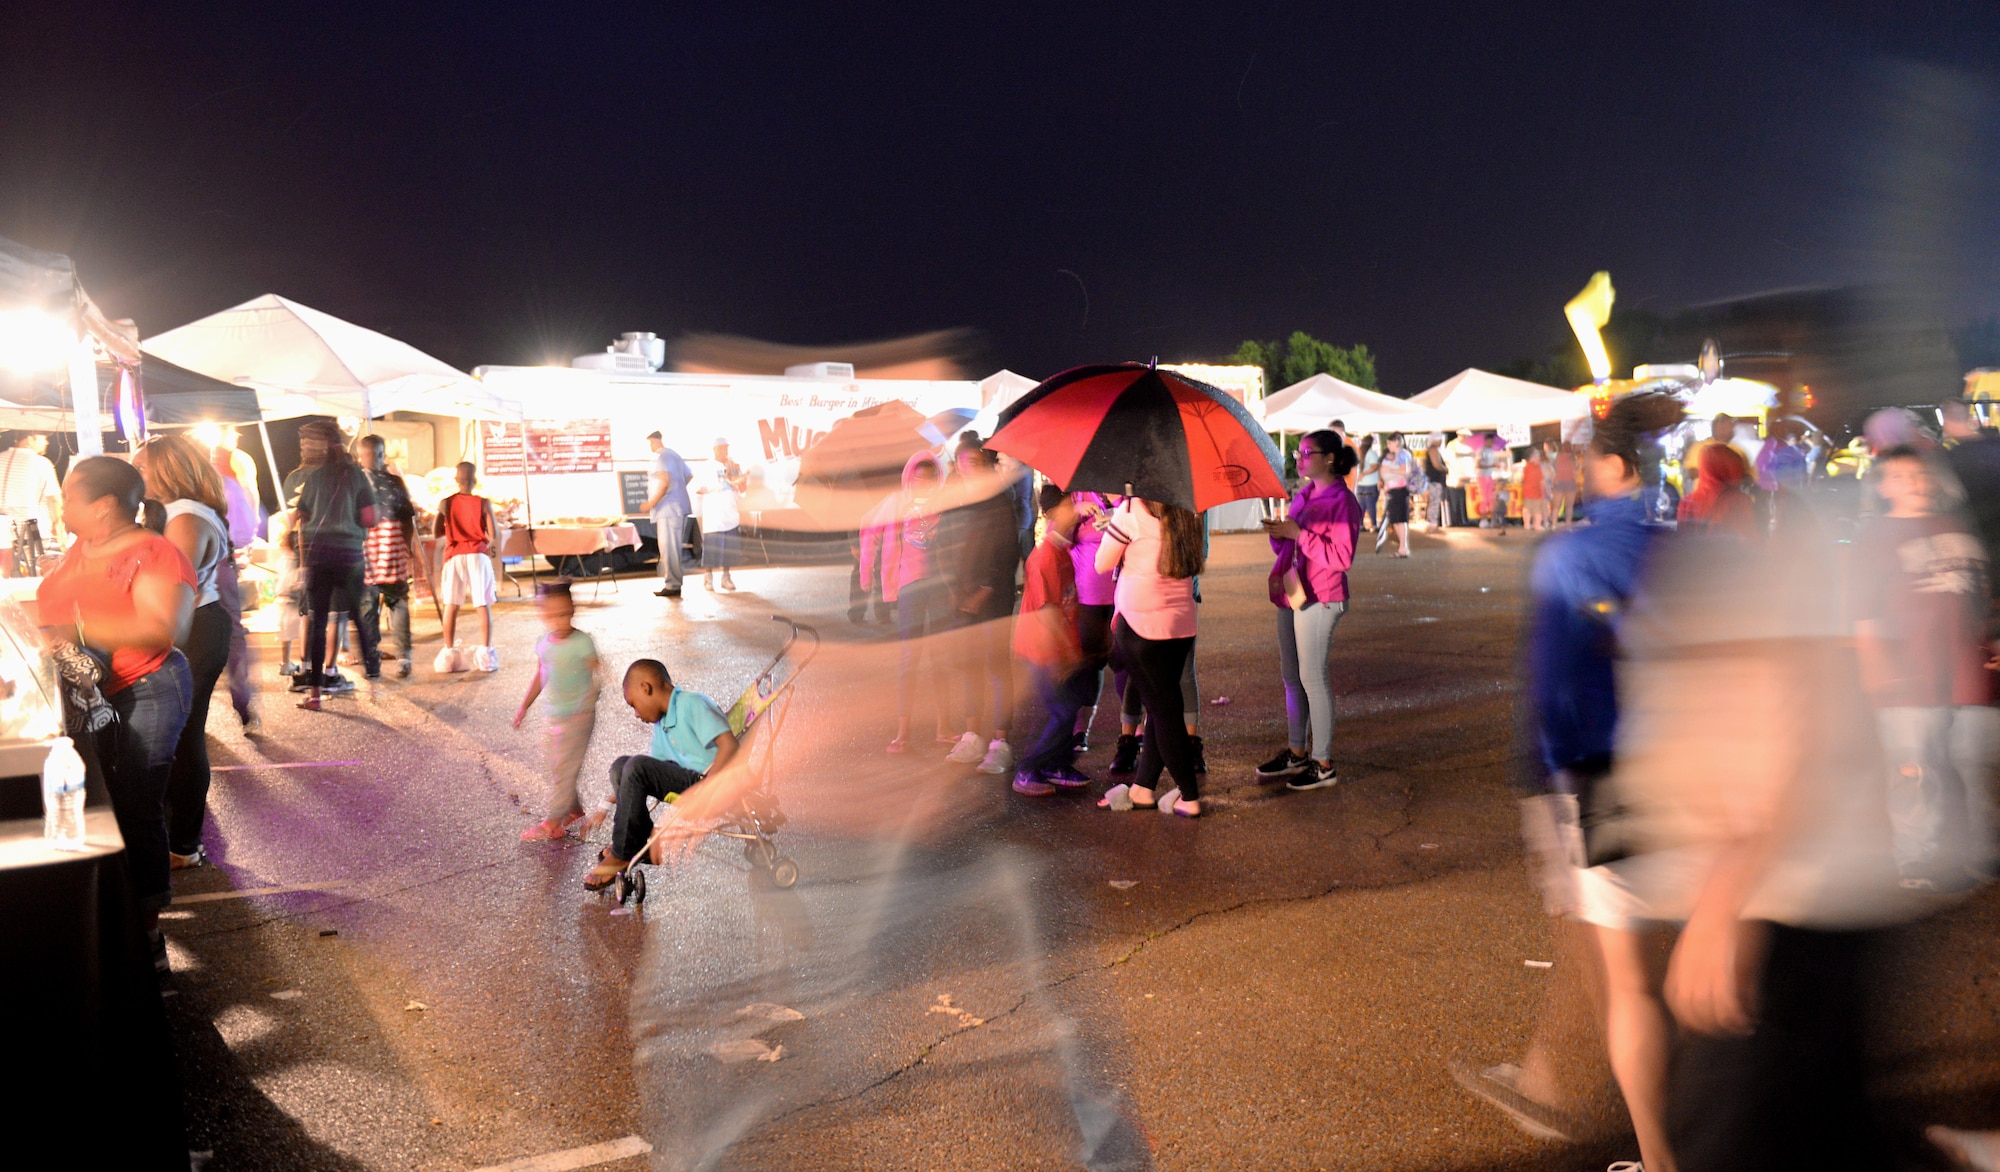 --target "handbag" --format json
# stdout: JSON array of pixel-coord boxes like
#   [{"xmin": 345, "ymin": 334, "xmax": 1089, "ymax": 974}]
[{"xmin": 49, "ymin": 638, "xmax": 116, "ymax": 738}]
